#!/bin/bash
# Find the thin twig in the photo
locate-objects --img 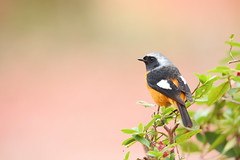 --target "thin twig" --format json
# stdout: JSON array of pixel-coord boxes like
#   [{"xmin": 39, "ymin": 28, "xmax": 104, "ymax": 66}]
[
  {"xmin": 172, "ymin": 123, "xmax": 180, "ymax": 132},
  {"xmin": 173, "ymin": 114, "xmax": 181, "ymax": 160},
  {"xmin": 229, "ymin": 59, "xmax": 240, "ymax": 64},
  {"xmin": 163, "ymin": 123, "xmax": 179, "ymax": 159},
  {"xmin": 222, "ymin": 97, "xmax": 240, "ymax": 105},
  {"xmin": 227, "ymin": 36, "xmax": 240, "ymax": 64},
  {"xmin": 191, "ymin": 81, "xmax": 201, "ymax": 95},
  {"xmin": 229, "ymin": 40, "xmax": 234, "ymax": 60}
]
